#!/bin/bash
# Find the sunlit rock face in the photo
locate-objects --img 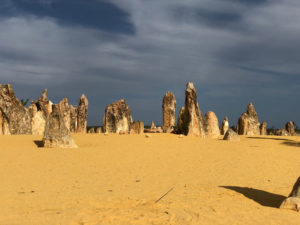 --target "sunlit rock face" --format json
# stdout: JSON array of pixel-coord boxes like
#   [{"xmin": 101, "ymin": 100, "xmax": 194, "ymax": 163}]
[
  {"xmin": 130, "ymin": 121, "xmax": 144, "ymax": 134},
  {"xmin": 103, "ymin": 99, "xmax": 133, "ymax": 134},
  {"xmin": 204, "ymin": 111, "xmax": 220, "ymax": 138},
  {"xmin": 76, "ymin": 94, "xmax": 88, "ymax": 133},
  {"xmin": 237, "ymin": 102, "xmax": 260, "ymax": 136},
  {"xmin": 43, "ymin": 104, "xmax": 77, "ymax": 148},
  {"xmin": 220, "ymin": 117, "xmax": 229, "ymax": 135},
  {"xmin": 280, "ymin": 177, "xmax": 300, "ymax": 211},
  {"xmin": 162, "ymin": 92, "xmax": 176, "ymax": 133},
  {"xmin": 281, "ymin": 121, "xmax": 295, "ymax": 136},
  {"xmin": 0, "ymin": 84, "xmax": 32, "ymax": 135}
]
